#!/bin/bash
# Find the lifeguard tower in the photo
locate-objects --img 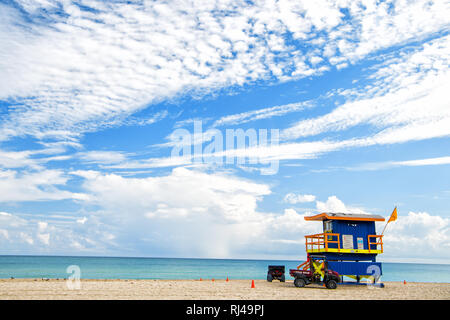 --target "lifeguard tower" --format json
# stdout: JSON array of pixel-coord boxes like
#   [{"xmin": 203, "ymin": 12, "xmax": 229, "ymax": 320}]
[{"xmin": 298, "ymin": 212, "xmax": 385, "ymax": 285}]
